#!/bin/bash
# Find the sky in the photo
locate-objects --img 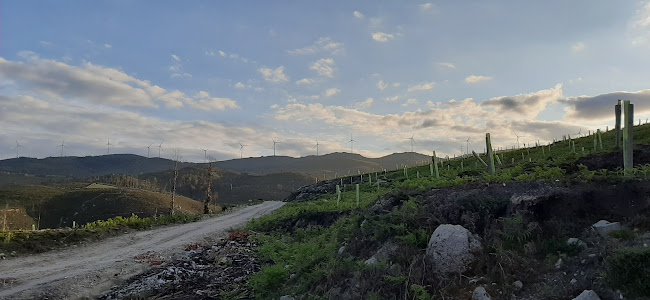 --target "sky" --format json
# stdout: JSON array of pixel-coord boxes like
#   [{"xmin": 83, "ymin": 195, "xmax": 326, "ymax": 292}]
[{"xmin": 1, "ymin": 1, "xmax": 650, "ymax": 162}]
